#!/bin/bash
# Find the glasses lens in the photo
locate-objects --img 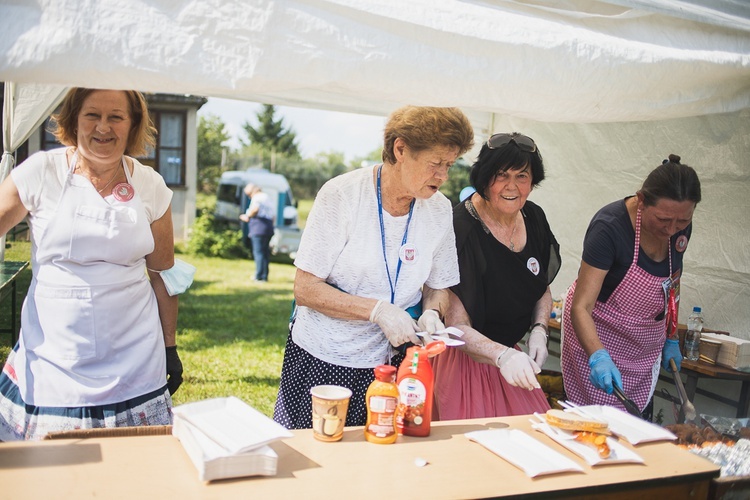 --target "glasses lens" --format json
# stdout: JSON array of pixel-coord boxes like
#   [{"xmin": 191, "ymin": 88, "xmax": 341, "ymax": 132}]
[
  {"xmin": 486, "ymin": 133, "xmax": 536, "ymax": 153},
  {"xmin": 487, "ymin": 133, "xmax": 512, "ymax": 150},
  {"xmin": 512, "ymin": 135, "xmax": 537, "ymax": 153}
]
